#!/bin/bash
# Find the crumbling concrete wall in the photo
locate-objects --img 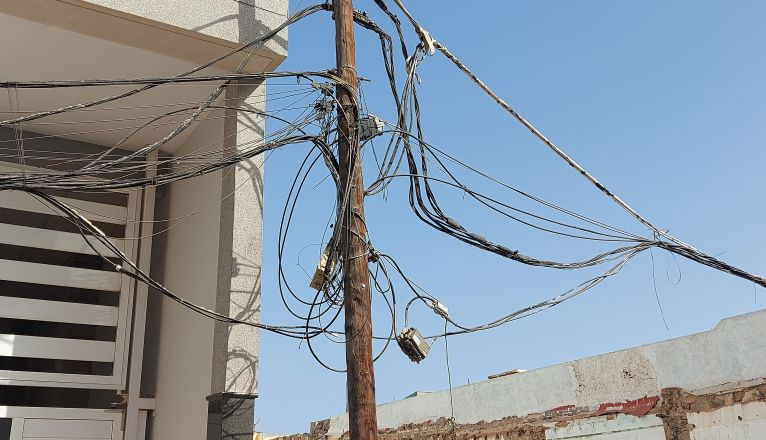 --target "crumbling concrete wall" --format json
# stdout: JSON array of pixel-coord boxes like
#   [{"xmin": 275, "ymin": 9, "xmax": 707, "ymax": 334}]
[
  {"xmin": 277, "ymin": 382, "xmax": 765, "ymax": 440},
  {"xmin": 322, "ymin": 309, "xmax": 766, "ymax": 438},
  {"xmin": 274, "ymin": 309, "xmax": 766, "ymax": 440}
]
